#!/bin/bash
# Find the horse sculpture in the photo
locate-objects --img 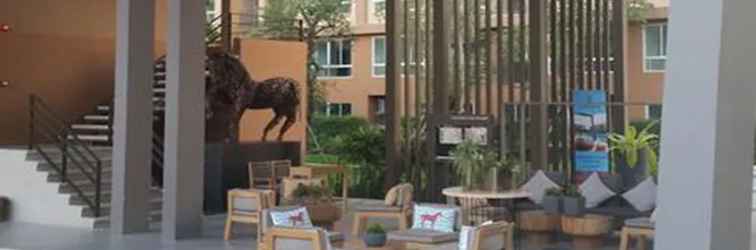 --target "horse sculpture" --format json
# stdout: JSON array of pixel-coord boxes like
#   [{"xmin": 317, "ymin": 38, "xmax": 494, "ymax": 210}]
[{"xmin": 204, "ymin": 52, "xmax": 301, "ymax": 142}]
